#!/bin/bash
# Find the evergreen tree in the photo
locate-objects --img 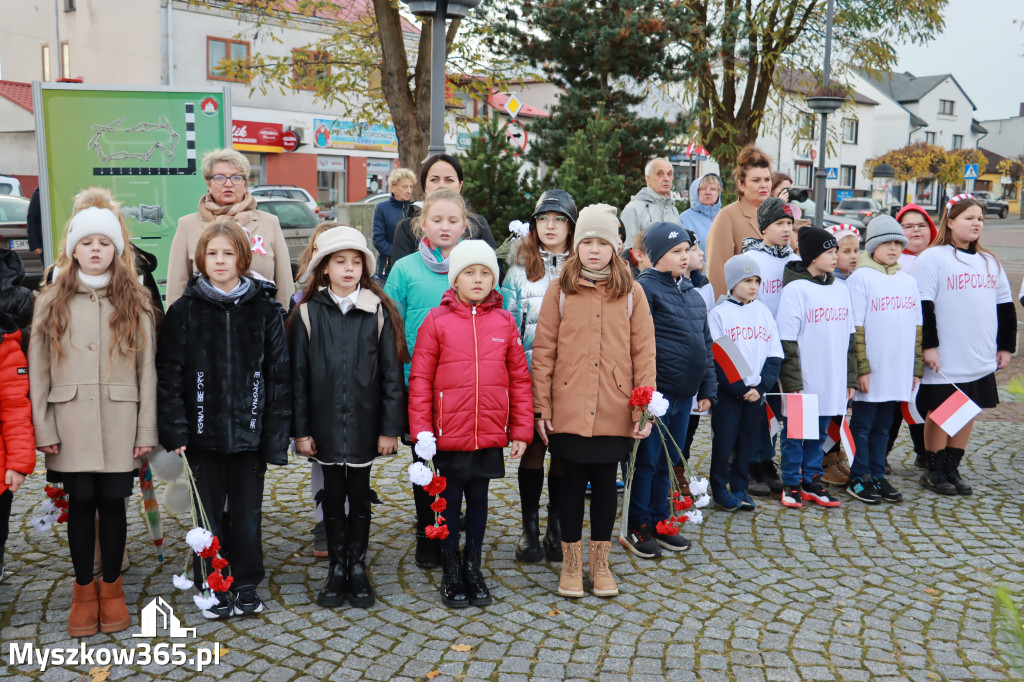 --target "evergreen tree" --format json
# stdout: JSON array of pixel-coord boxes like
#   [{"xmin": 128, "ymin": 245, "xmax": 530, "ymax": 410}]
[
  {"xmin": 554, "ymin": 109, "xmax": 630, "ymax": 210},
  {"xmin": 459, "ymin": 112, "xmax": 537, "ymax": 243}
]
